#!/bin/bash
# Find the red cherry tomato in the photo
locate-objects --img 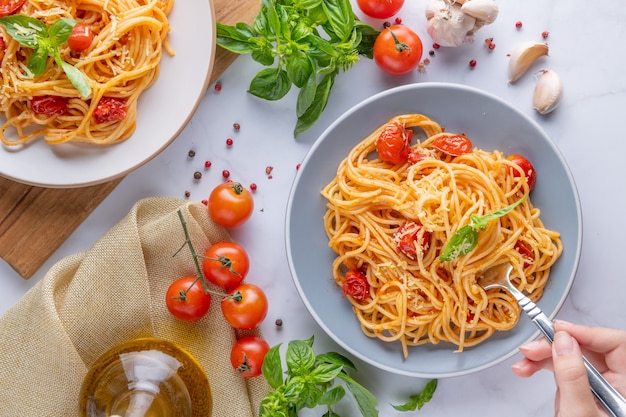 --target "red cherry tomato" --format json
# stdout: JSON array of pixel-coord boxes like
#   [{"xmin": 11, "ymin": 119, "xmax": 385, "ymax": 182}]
[
  {"xmin": 93, "ymin": 97, "xmax": 127, "ymax": 123},
  {"xmin": 356, "ymin": 0, "xmax": 404, "ymax": 19},
  {"xmin": 230, "ymin": 335, "xmax": 270, "ymax": 378},
  {"xmin": 341, "ymin": 269, "xmax": 370, "ymax": 301},
  {"xmin": 0, "ymin": 0, "xmax": 26, "ymax": 17},
  {"xmin": 432, "ymin": 134, "xmax": 472, "ymax": 156},
  {"xmin": 202, "ymin": 241, "xmax": 250, "ymax": 289},
  {"xmin": 507, "ymin": 154, "xmax": 537, "ymax": 191},
  {"xmin": 68, "ymin": 23, "xmax": 94, "ymax": 52},
  {"xmin": 221, "ymin": 283, "xmax": 268, "ymax": 330},
  {"xmin": 31, "ymin": 95, "xmax": 69, "ymax": 116},
  {"xmin": 376, "ymin": 121, "xmax": 413, "ymax": 164},
  {"xmin": 394, "ymin": 221, "xmax": 431, "ymax": 260},
  {"xmin": 373, "ymin": 25, "xmax": 422, "ymax": 75},
  {"xmin": 165, "ymin": 276, "xmax": 211, "ymax": 322},
  {"xmin": 208, "ymin": 182, "xmax": 254, "ymax": 228},
  {"xmin": 514, "ymin": 240, "xmax": 534, "ymax": 268}
]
